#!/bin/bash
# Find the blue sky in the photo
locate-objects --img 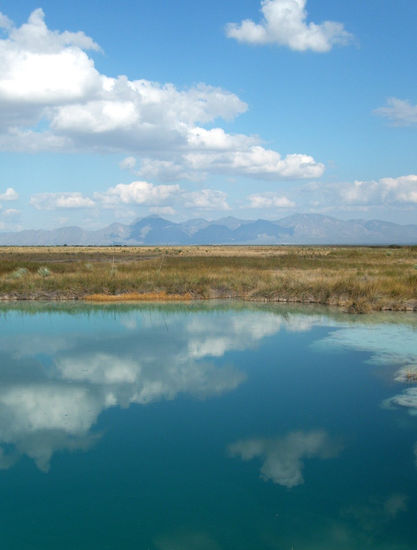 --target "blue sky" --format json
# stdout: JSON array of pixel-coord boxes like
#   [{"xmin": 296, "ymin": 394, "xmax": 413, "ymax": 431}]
[{"xmin": 1, "ymin": 0, "xmax": 417, "ymax": 230}]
